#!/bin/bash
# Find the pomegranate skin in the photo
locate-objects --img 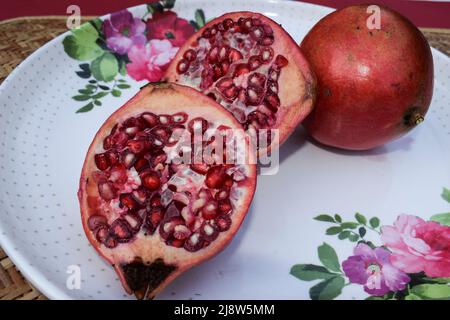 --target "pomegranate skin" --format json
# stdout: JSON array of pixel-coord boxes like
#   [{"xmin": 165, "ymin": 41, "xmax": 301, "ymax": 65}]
[{"xmin": 301, "ymin": 5, "xmax": 433, "ymax": 150}]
